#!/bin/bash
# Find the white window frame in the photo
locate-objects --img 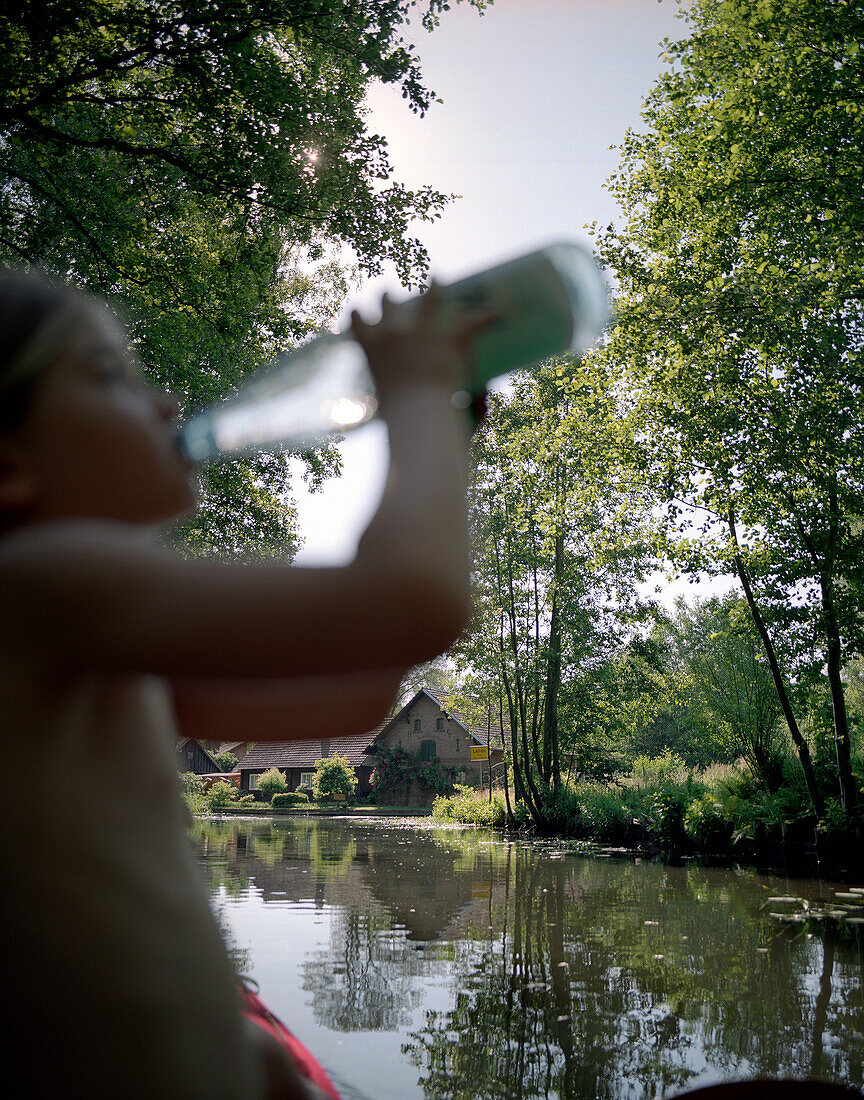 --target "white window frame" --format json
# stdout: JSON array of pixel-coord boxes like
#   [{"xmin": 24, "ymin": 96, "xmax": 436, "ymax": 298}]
[{"xmin": 300, "ymin": 771, "xmax": 315, "ymax": 787}]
